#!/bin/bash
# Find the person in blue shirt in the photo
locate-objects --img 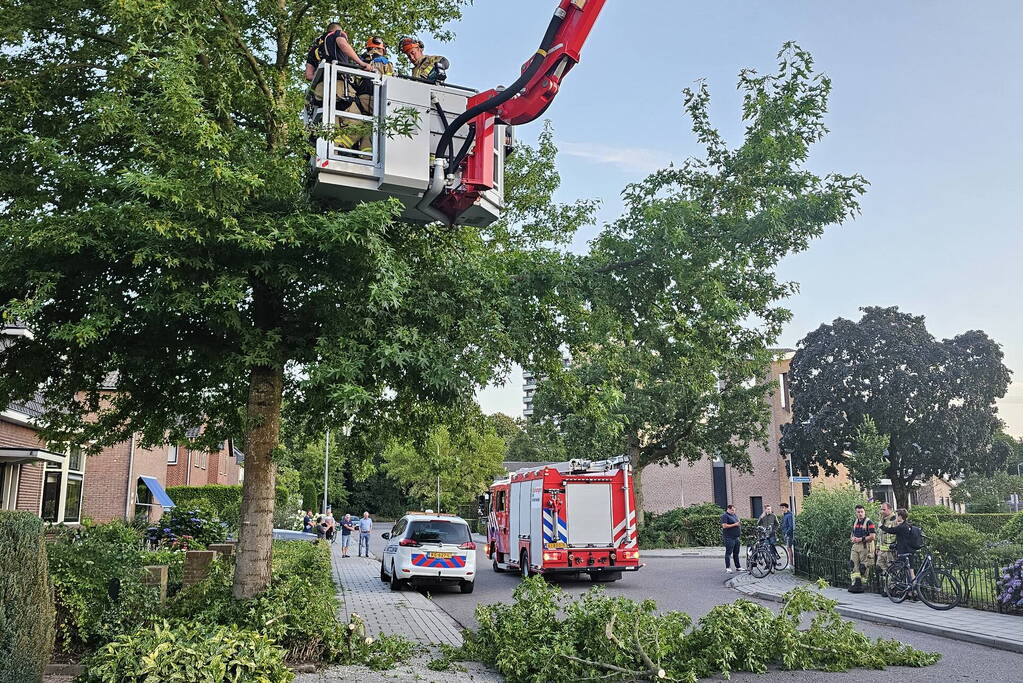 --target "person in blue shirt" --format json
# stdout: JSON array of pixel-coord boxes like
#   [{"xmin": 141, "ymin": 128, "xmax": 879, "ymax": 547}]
[
  {"xmin": 780, "ymin": 502, "xmax": 795, "ymax": 569},
  {"xmin": 358, "ymin": 511, "xmax": 373, "ymax": 557}
]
